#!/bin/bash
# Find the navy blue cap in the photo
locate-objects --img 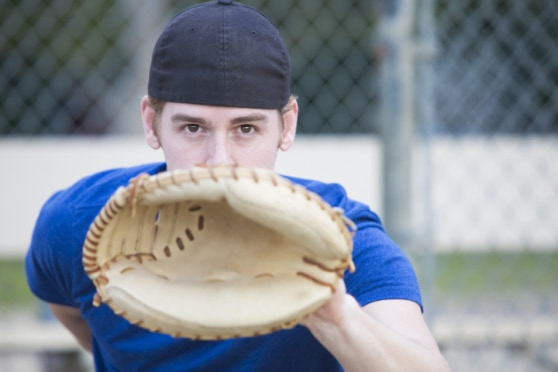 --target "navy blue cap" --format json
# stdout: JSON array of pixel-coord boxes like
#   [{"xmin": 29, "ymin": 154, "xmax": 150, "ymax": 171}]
[{"xmin": 148, "ymin": 0, "xmax": 291, "ymax": 109}]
